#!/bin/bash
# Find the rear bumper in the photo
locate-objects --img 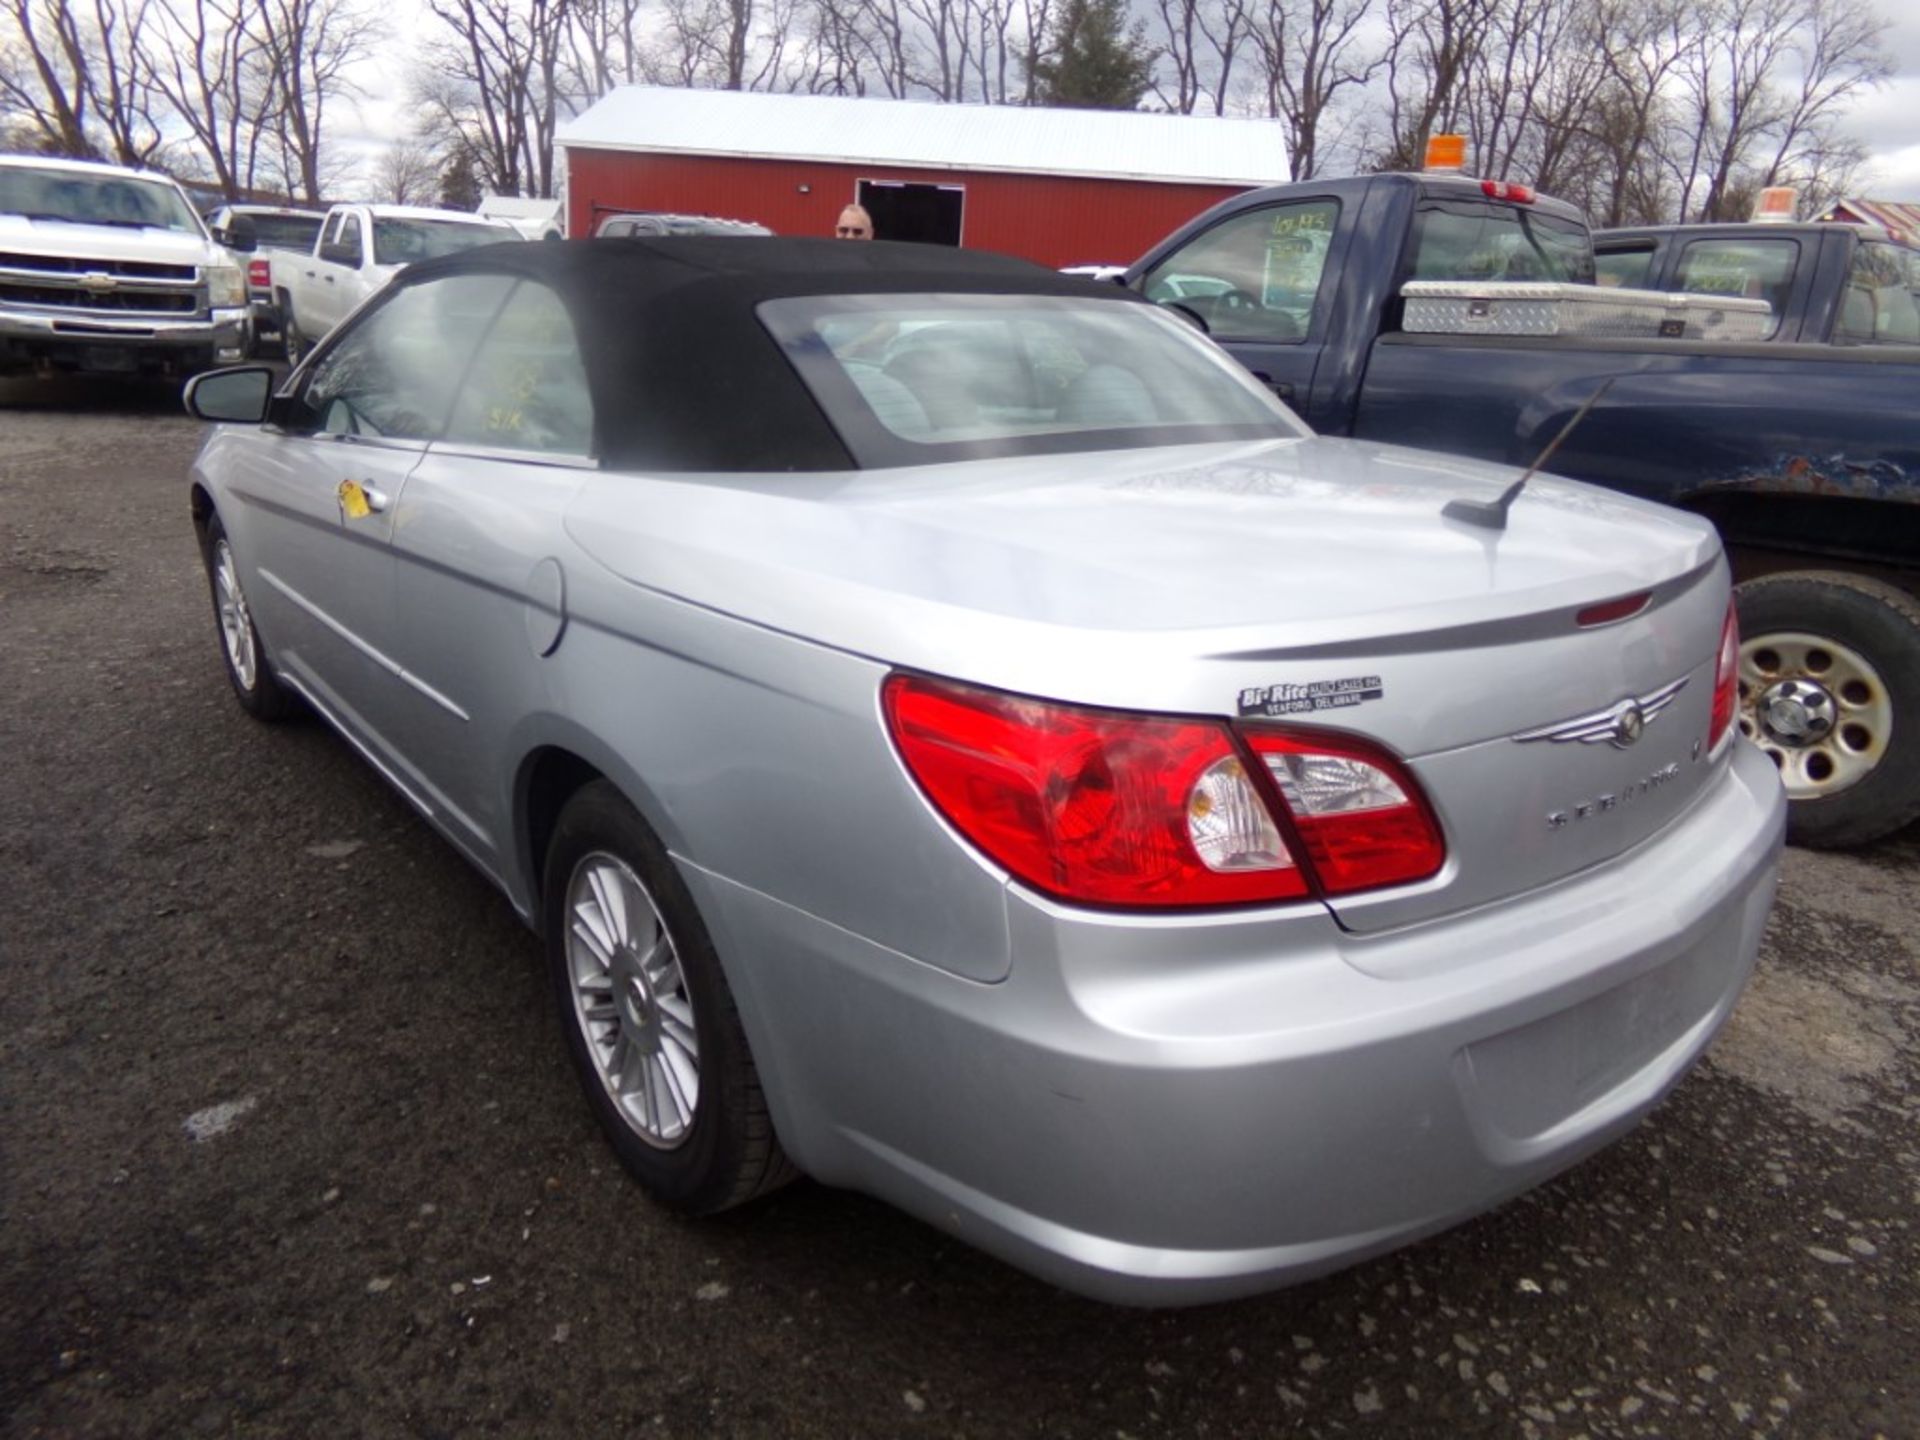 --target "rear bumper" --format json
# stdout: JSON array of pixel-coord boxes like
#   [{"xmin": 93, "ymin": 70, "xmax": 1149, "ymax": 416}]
[
  {"xmin": 0, "ymin": 306, "xmax": 250, "ymax": 371},
  {"xmin": 689, "ymin": 739, "xmax": 1785, "ymax": 1306}
]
